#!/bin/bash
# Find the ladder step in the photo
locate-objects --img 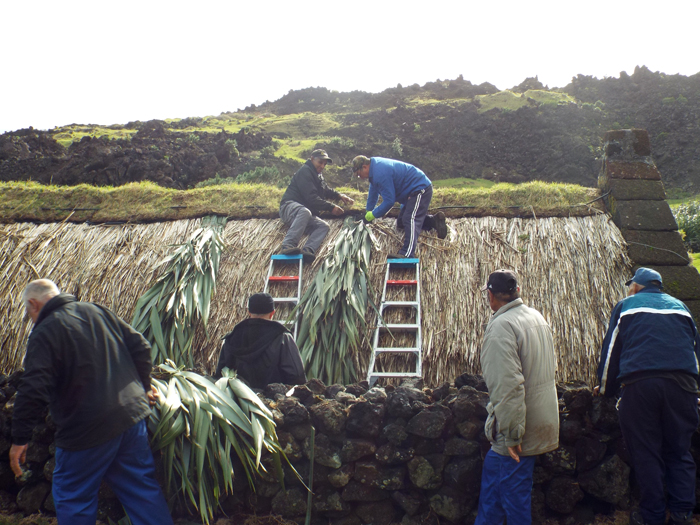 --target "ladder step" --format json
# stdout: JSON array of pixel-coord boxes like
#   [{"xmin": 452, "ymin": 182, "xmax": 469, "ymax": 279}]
[
  {"xmin": 273, "ymin": 298, "xmax": 299, "ymax": 303},
  {"xmin": 271, "ymin": 254, "xmax": 303, "ymax": 261},
  {"xmin": 374, "ymin": 348, "xmax": 421, "ymax": 354},
  {"xmin": 381, "ymin": 301, "xmax": 419, "ymax": 308},
  {"xmin": 387, "ymin": 258, "xmax": 419, "ymax": 265},
  {"xmin": 379, "ymin": 324, "xmax": 420, "ymax": 332},
  {"xmin": 268, "ymin": 276, "xmax": 299, "ymax": 282},
  {"xmin": 387, "ymin": 280, "xmax": 418, "ymax": 286}
]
